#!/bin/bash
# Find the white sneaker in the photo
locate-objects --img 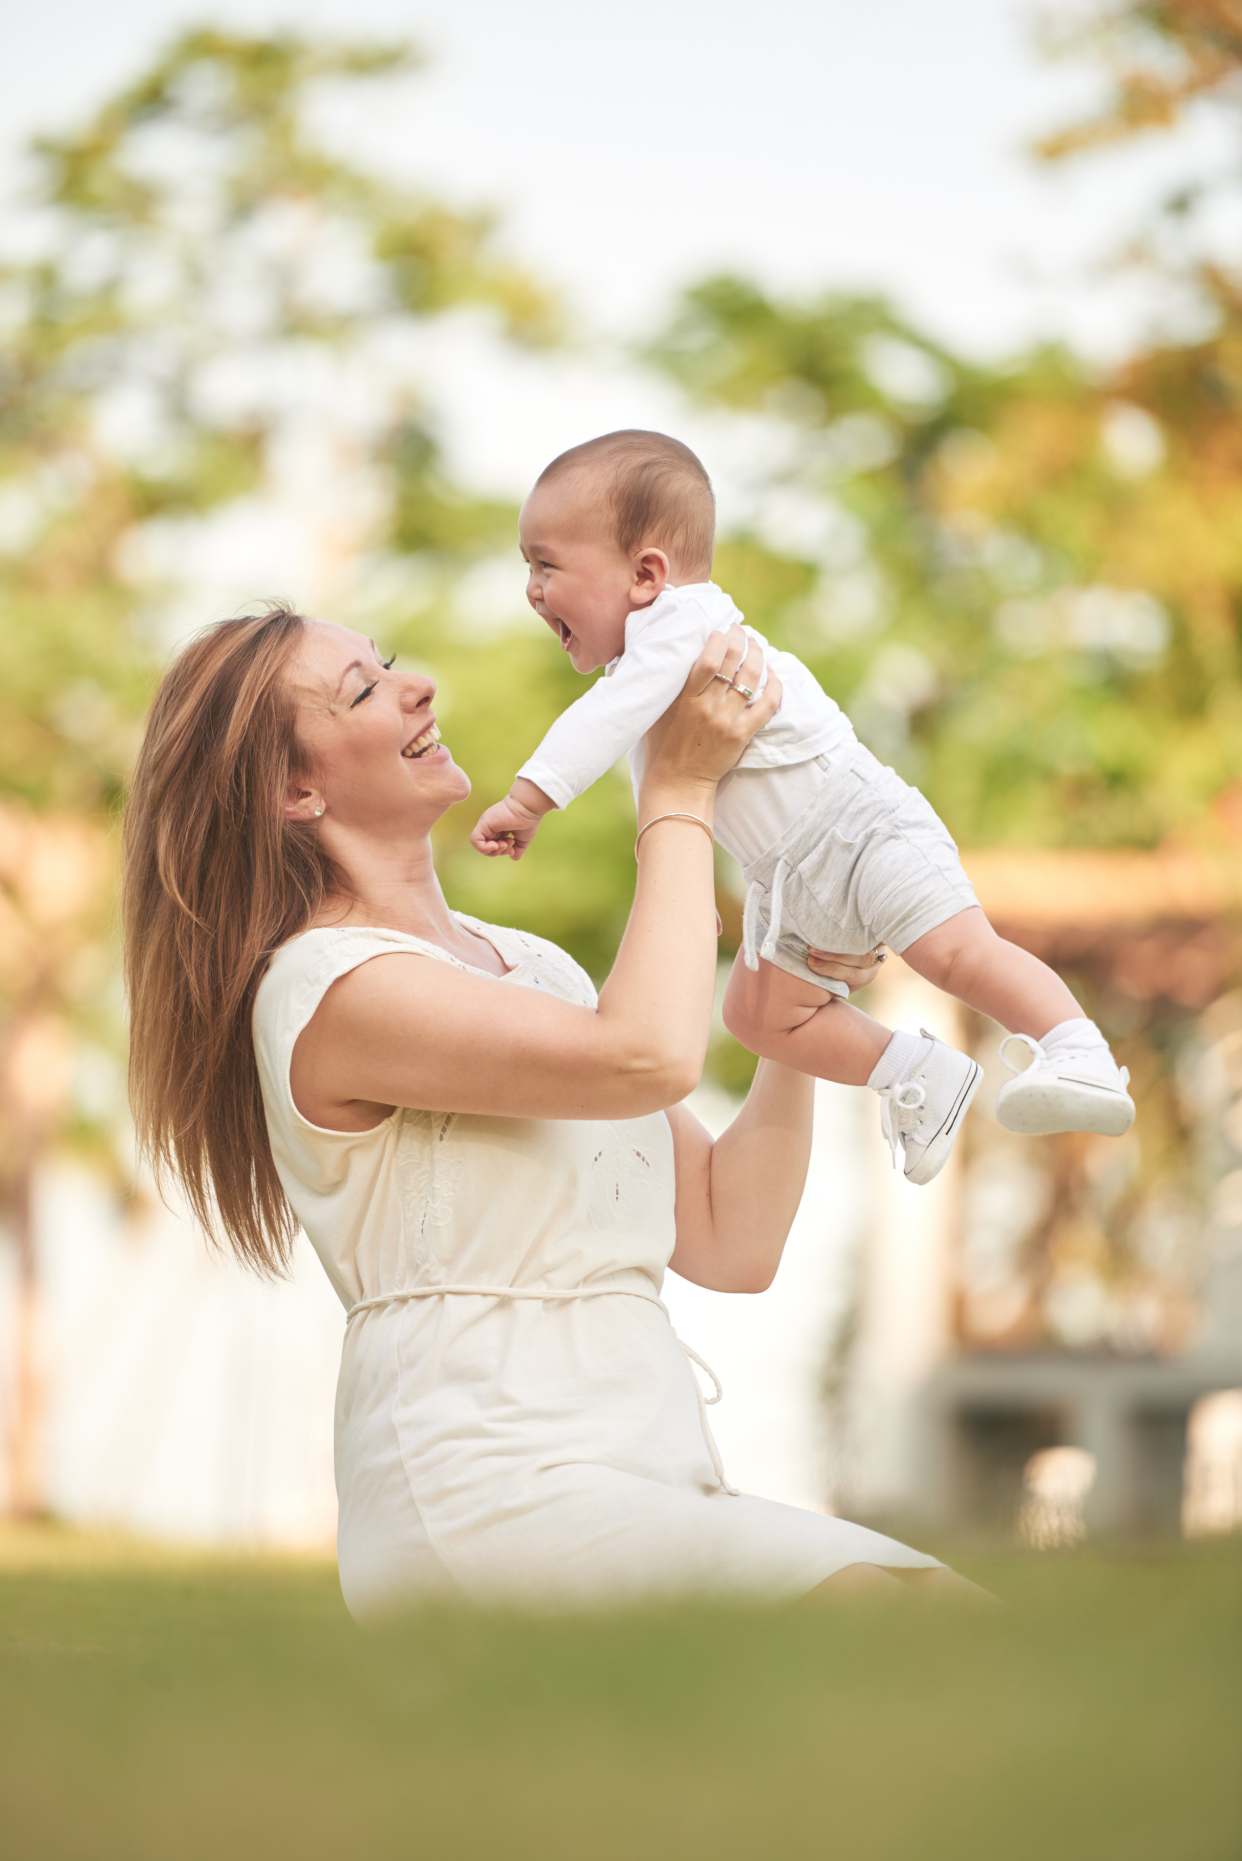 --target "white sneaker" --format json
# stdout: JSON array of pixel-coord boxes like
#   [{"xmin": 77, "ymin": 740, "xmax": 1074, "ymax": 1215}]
[
  {"xmin": 995, "ymin": 1033, "xmax": 1135, "ymax": 1137},
  {"xmin": 875, "ymin": 1031, "xmax": 982, "ymax": 1186}
]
